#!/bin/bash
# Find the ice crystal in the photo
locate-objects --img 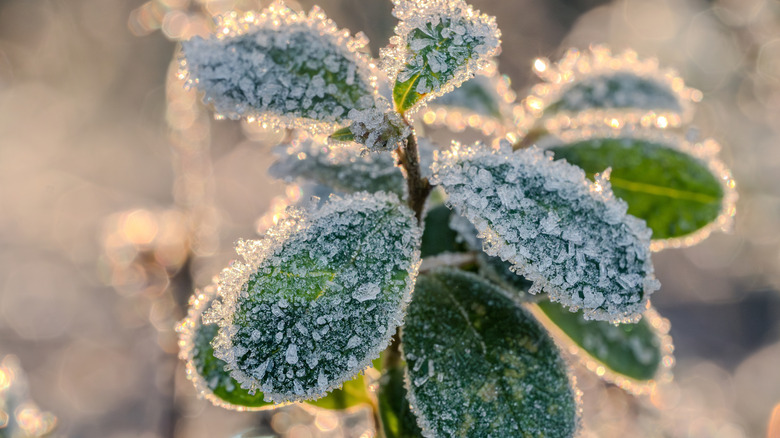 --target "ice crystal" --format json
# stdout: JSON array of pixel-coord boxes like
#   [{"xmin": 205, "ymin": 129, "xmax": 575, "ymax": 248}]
[
  {"xmin": 403, "ymin": 269, "xmax": 578, "ymax": 437},
  {"xmin": 381, "ymin": 0, "xmax": 501, "ymax": 115},
  {"xmin": 525, "ymin": 45, "xmax": 701, "ymax": 129},
  {"xmin": 180, "ymin": 2, "xmax": 378, "ymax": 134},
  {"xmin": 206, "ymin": 192, "xmax": 421, "ymax": 403},
  {"xmin": 269, "ymin": 134, "xmax": 406, "ymax": 197},
  {"xmin": 346, "ymin": 105, "xmax": 411, "ymax": 152},
  {"xmin": 430, "ymin": 141, "xmax": 659, "ymax": 321}
]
